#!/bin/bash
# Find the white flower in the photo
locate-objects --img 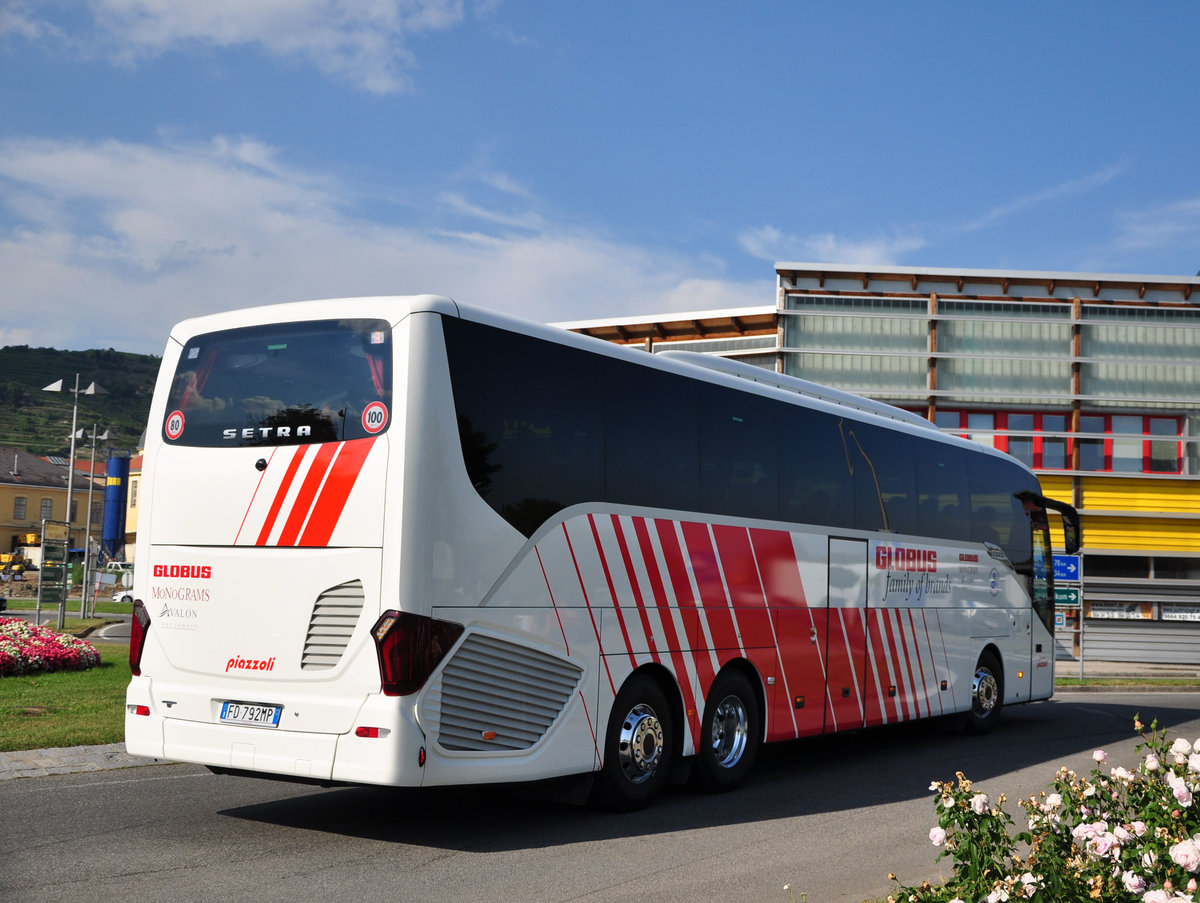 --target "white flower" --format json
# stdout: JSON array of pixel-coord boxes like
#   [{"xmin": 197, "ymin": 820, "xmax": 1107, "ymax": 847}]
[
  {"xmin": 1189, "ymin": 753, "xmax": 1200, "ymax": 774},
  {"xmin": 929, "ymin": 826, "xmax": 947, "ymax": 846},
  {"xmin": 1146, "ymin": 754, "xmax": 1161, "ymax": 772},
  {"xmin": 1044, "ymin": 792, "xmax": 1062, "ymax": 810},
  {"xmin": 1122, "ymin": 871, "xmax": 1147, "ymax": 893},
  {"xmin": 1094, "ymin": 749, "xmax": 1108, "ymax": 763},
  {"xmin": 1172, "ymin": 738, "xmax": 1193, "ymax": 756},
  {"xmin": 970, "ymin": 793, "xmax": 990, "ymax": 815},
  {"xmin": 1112, "ymin": 766, "xmax": 1135, "ymax": 782},
  {"xmin": 1170, "ymin": 837, "xmax": 1200, "ymax": 872}
]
